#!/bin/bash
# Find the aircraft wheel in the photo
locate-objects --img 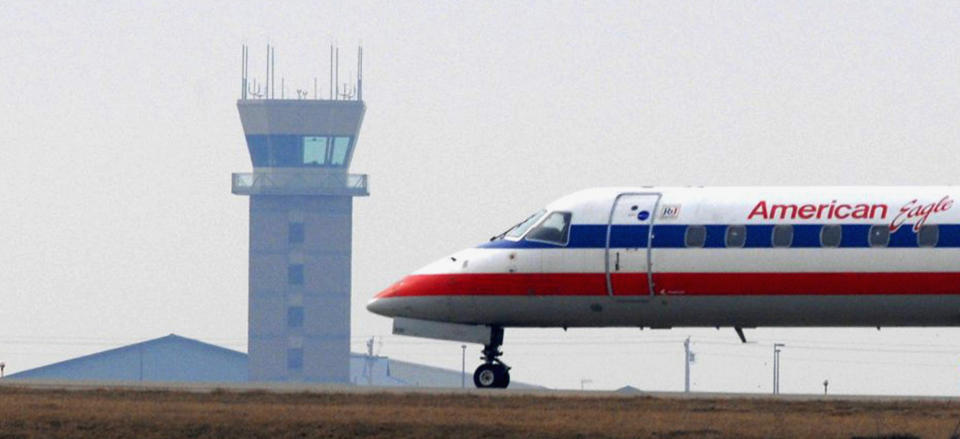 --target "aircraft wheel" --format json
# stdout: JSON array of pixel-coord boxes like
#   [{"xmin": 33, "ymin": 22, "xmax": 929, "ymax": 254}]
[
  {"xmin": 474, "ymin": 364, "xmax": 498, "ymax": 388},
  {"xmin": 497, "ymin": 368, "xmax": 510, "ymax": 388},
  {"xmin": 474, "ymin": 363, "xmax": 510, "ymax": 389}
]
